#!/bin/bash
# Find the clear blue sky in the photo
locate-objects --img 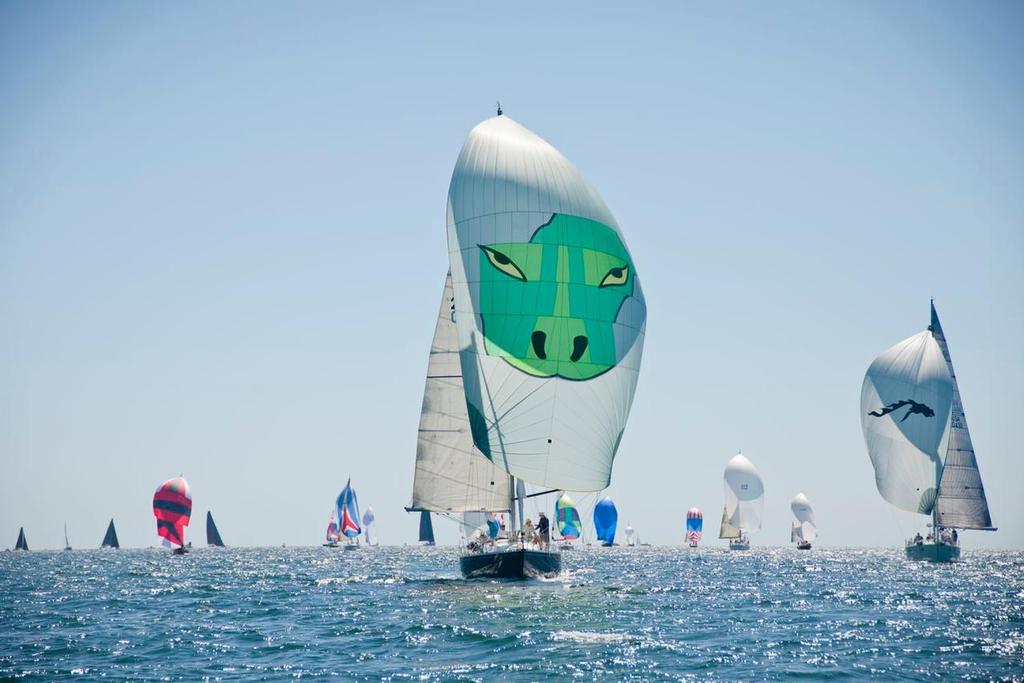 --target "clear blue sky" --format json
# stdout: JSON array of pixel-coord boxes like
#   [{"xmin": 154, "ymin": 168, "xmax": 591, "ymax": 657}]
[{"xmin": 2, "ymin": 2, "xmax": 1021, "ymax": 549}]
